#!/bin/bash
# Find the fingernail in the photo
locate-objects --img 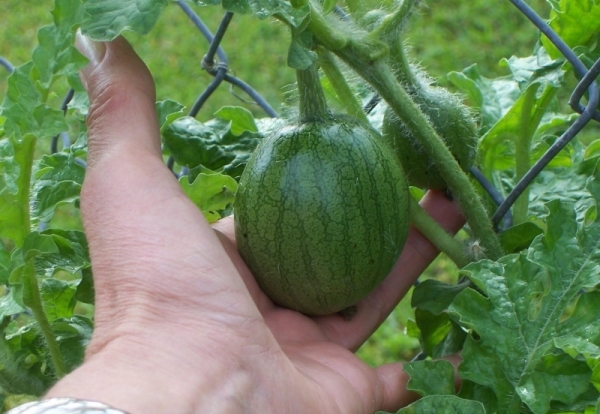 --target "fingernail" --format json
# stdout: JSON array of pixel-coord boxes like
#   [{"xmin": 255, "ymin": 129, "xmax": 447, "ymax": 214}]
[{"xmin": 75, "ymin": 29, "xmax": 106, "ymax": 65}]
